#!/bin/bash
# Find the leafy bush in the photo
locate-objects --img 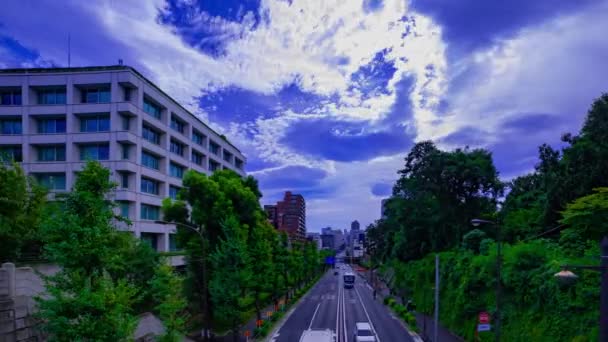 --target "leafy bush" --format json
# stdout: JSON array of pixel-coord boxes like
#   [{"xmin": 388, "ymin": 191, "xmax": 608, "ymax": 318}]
[{"xmin": 391, "ymin": 240, "xmax": 600, "ymax": 341}]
